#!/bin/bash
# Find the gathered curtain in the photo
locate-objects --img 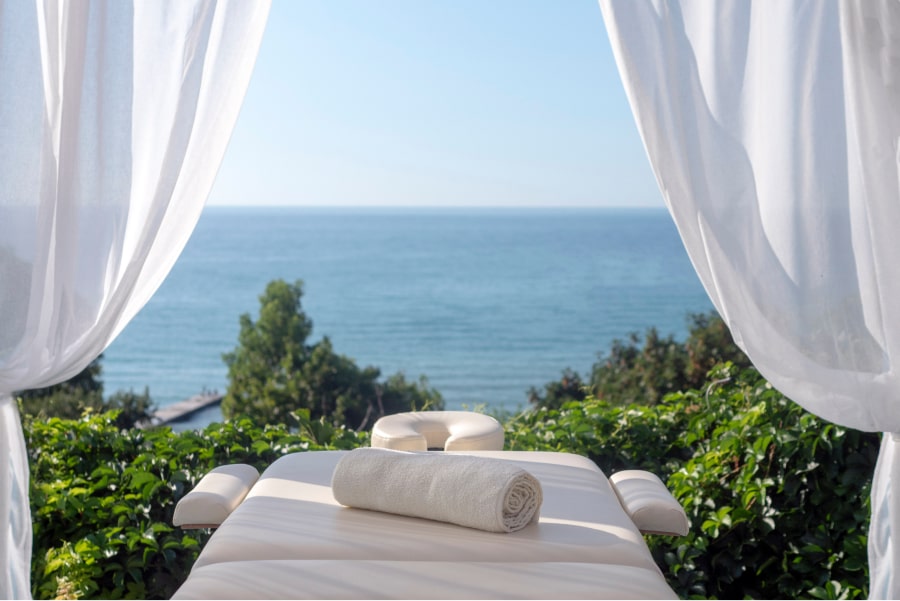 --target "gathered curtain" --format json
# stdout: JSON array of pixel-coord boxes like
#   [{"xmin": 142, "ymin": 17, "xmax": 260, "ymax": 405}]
[
  {"xmin": 0, "ymin": 1, "xmax": 270, "ymax": 597},
  {"xmin": 598, "ymin": 0, "xmax": 900, "ymax": 597}
]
